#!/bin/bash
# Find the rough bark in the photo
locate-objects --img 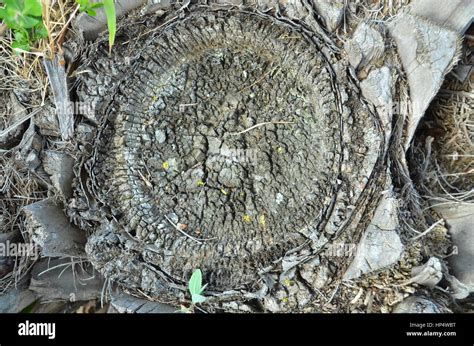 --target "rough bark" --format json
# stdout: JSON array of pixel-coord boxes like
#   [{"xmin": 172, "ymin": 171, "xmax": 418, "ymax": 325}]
[{"xmin": 0, "ymin": 0, "xmax": 468, "ymax": 313}]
